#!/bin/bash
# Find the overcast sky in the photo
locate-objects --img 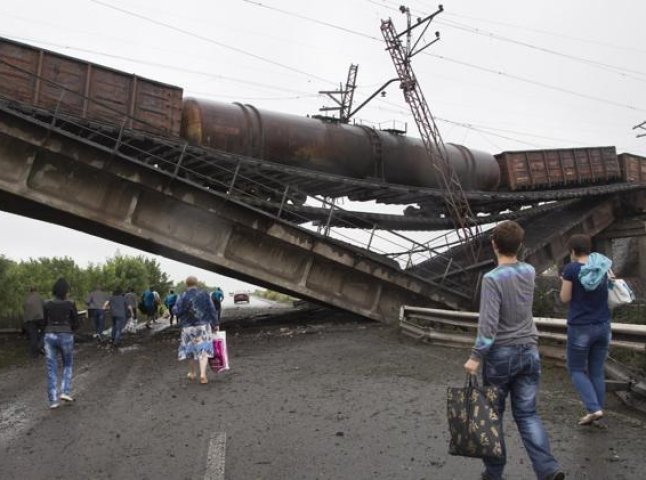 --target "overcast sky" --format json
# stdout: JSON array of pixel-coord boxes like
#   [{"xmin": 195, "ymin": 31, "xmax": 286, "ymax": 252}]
[{"xmin": 1, "ymin": 0, "xmax": 645, "ymax": 288}]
